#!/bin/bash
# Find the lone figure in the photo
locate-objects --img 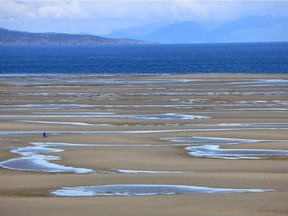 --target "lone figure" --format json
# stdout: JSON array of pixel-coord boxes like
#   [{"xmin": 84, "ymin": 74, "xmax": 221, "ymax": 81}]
[{"xmin": 42, "ymin": 131, "xmax": 47, "ymax": 138}]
